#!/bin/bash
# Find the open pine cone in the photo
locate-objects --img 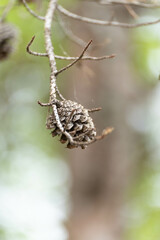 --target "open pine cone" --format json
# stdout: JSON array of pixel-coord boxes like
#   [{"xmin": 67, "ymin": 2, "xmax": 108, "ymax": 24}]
[
  {"xmin": 46, "ymin": 100, "xmax": 96, "ymax": 149},
  {"xmin": 0, "ymin": 23, "xmax": 16, "ymax": 60}
]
